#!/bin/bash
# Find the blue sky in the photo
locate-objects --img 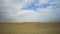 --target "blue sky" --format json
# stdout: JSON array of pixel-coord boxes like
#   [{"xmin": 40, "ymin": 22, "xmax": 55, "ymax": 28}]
[{"xmin": 0, "ymin": 0, "xmax": 60, "ymax": 22}]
